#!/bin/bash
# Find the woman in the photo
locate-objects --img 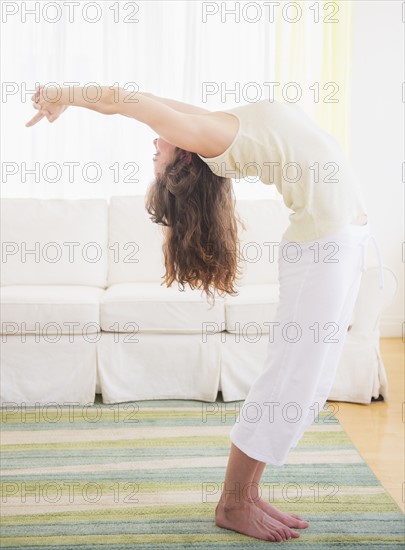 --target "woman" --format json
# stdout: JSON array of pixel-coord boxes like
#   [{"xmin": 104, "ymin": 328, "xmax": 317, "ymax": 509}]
[{"xmin": 26, "ymin": 86, "xmax": 378, "ymax": 542}]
